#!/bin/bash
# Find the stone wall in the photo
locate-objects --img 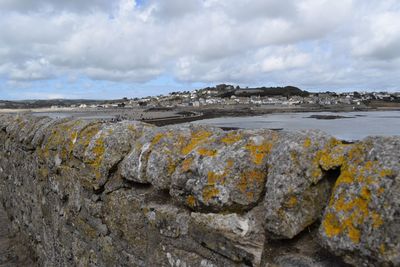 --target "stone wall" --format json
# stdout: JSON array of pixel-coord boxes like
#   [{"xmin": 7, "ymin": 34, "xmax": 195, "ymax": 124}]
[{"xmin": 0, "ymin": 114, "xmax": 398, "ymax": 267}]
